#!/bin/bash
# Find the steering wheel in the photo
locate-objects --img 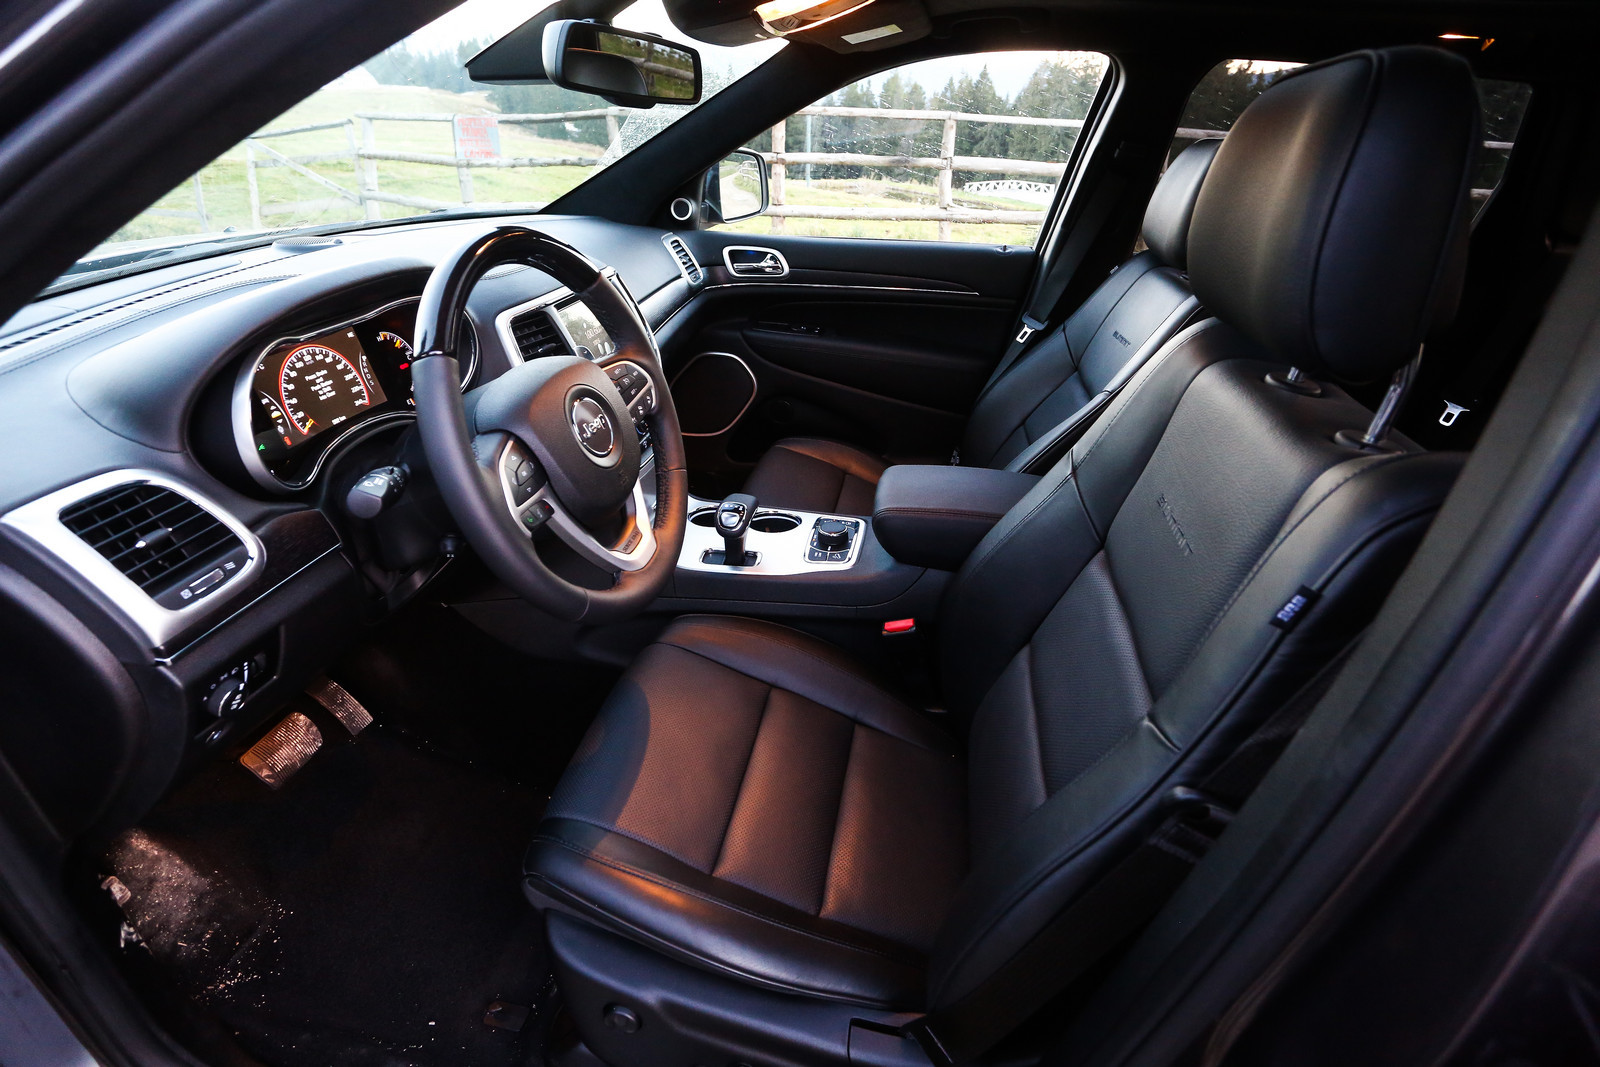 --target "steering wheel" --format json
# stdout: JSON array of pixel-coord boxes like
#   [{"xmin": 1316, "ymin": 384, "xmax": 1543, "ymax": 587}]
[{"xmin": 410, "ymin": 226, "xmax": 687, "ymax": 623}]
